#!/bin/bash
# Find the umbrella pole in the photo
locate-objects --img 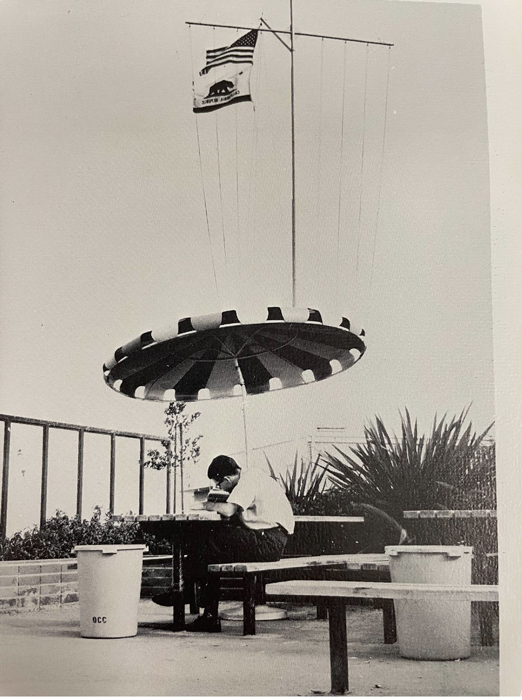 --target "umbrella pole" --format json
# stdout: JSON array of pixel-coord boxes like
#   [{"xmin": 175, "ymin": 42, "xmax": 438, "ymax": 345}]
[{"xmin": 234, "ymin": 359, "xmax": 249, "ymax": 469}]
